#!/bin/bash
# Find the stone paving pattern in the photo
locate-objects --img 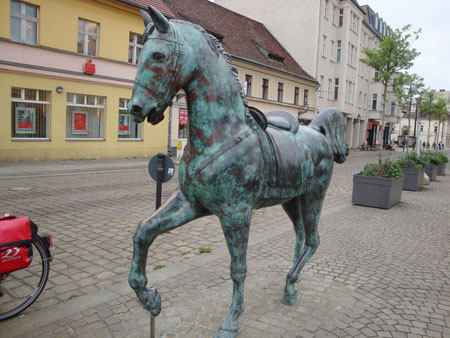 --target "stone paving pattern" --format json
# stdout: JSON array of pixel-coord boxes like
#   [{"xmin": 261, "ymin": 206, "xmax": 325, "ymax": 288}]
[{"xmin": 0, "ymin": 150, "xmax": 449, "ymax": 337}]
